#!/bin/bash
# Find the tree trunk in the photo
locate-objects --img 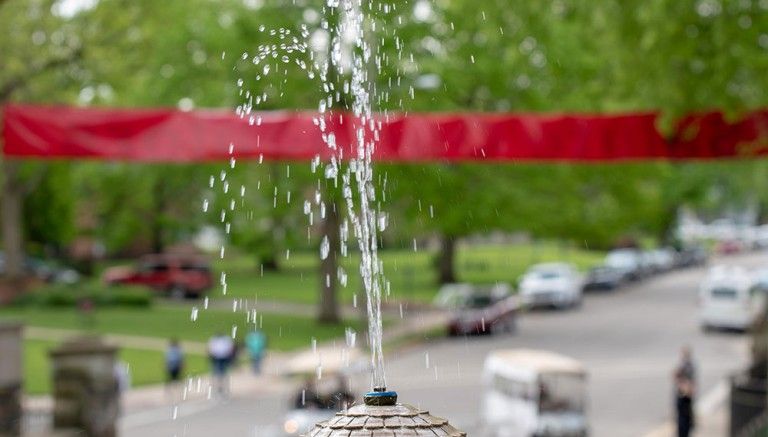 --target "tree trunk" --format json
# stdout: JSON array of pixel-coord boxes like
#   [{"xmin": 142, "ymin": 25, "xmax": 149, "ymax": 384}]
[
  {"xmin": 318, "ymin": 201, "xmax": 340, "ymax": 324},
  {"xmin": 259, "ymin": 252, "xmax": 279, "ymax": 271},
  {"xmin": 1, "ymin": 160, "xmax": 25, "ymax": 283},
  {"xmin": 437, "ymin": 234, "xmax": 457, "ymax": 285}
]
